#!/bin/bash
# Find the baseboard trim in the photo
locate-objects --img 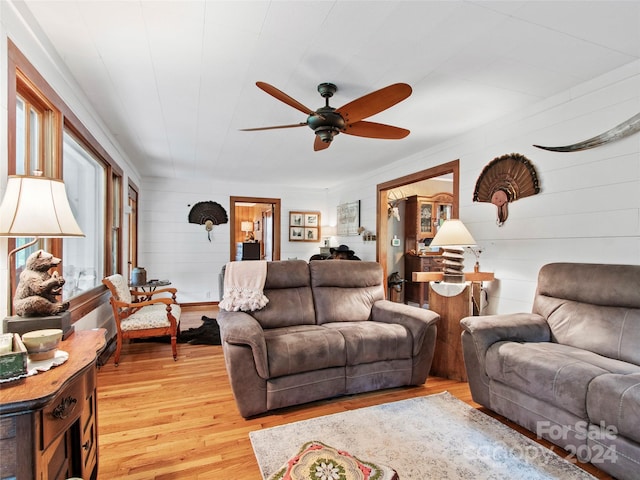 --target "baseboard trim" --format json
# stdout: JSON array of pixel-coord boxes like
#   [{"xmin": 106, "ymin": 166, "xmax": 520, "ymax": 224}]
[{"xmin": 181, "ymin": 302, "xmax": 219, "ymax": 310}]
